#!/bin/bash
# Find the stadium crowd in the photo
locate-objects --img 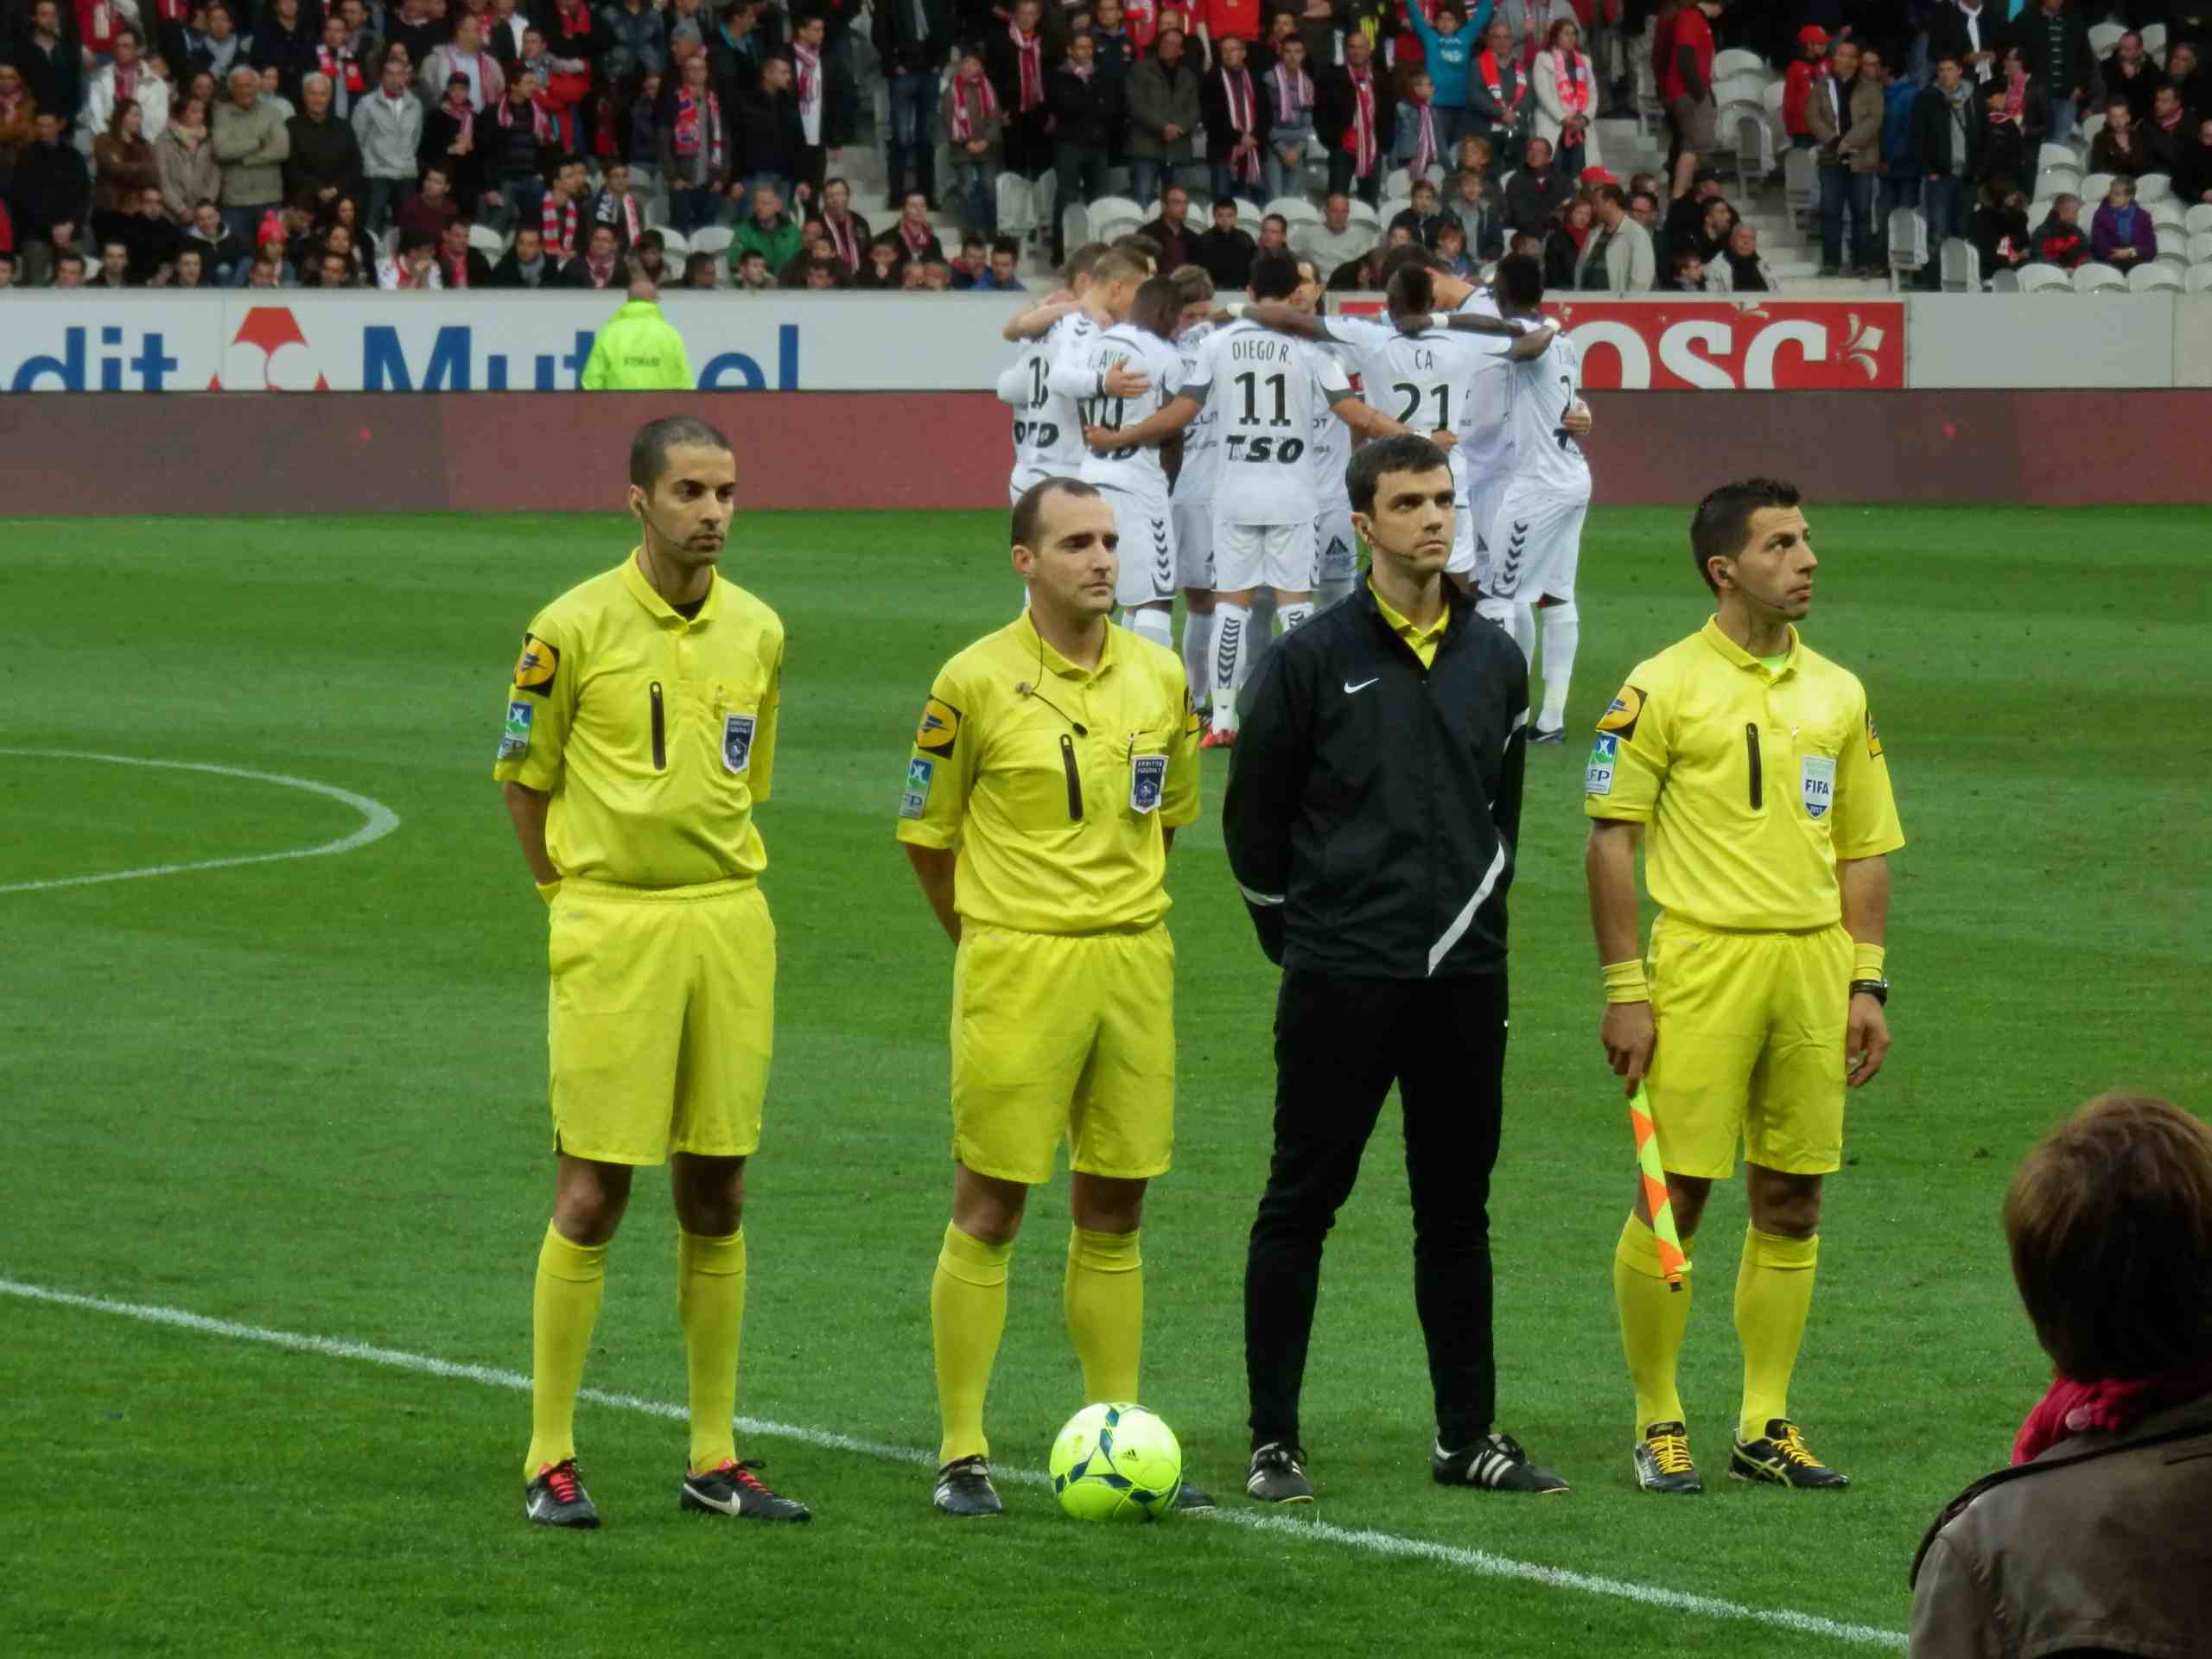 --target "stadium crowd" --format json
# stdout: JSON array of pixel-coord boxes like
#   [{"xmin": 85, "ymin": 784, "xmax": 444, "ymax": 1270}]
[{"xmin": 0, "ymin": 0, "xmax": 2205, "ymax": 292}]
